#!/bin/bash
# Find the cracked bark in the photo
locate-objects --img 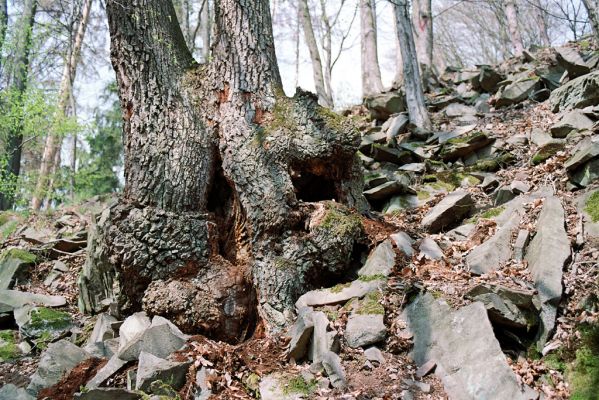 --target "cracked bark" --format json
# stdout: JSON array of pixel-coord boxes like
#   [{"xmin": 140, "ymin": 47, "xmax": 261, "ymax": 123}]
[{"xmin": 79, "ymin": 0, "xmax": 367, "ymax": 342}]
